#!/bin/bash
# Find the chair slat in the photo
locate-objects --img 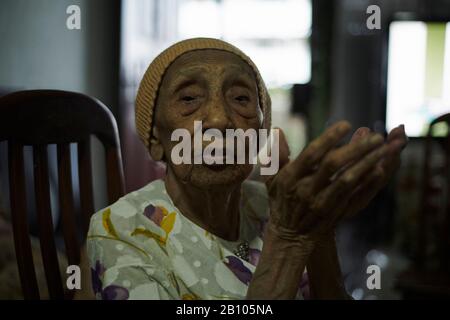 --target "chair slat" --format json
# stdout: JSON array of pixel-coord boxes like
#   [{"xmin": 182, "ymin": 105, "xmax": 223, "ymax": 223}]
[
  {"xmin": 78, "ymin": 139, "xmax": 95, "ymax": 237},
  {"xmin": 106, "ymin": 146, "xmax": 125, "ymax": 204},
  {"xmin": 57, "ymin": 144, "xmax": 80, "ymax": 267},
  {"xmin": 441, "ymin": 136, "xmax": 450, "ymax": 271},
  {"xmin": 8, "ymin": 141, "xmax": 40, "ymax": 299},
  {"xmin": 33, "ymin": 145, "xmax": 64, "ymax": 299},
  {"xmin": 1, "ymin": 90, "xmax": 125, "ymax": 300}
]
